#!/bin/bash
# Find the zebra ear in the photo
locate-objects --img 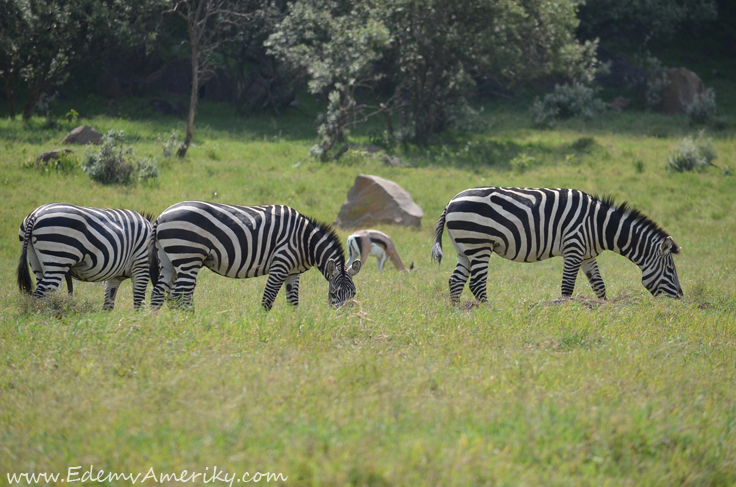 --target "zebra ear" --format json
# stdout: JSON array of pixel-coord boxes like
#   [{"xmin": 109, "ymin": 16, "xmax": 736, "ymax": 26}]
[
  {"xmin": 347, "ymin": 260, "xmax": 361, "ymax": 277},
  {"xmin": 326, "ymin": 259, "xmax": 339, "ymax": 279},
  {"xmin": 660, "ymin": 236, "xmax": 676, "ymax": 256}
]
